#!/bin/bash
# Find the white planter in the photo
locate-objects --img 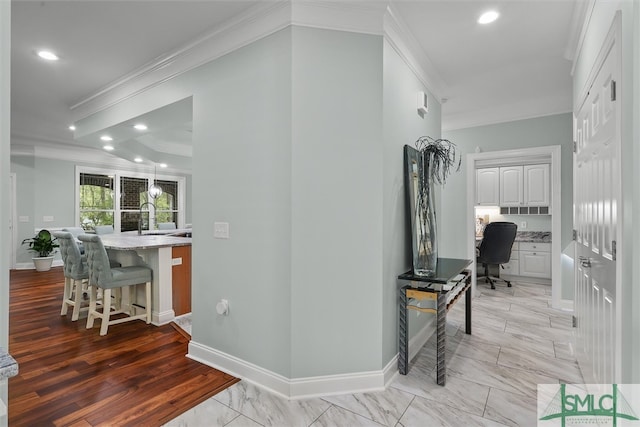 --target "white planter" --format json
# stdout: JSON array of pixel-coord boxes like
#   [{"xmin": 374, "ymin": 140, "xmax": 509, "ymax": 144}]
[{"xmin": 32, "ymin": 256, "xmax": 54, "ymax": 272}]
